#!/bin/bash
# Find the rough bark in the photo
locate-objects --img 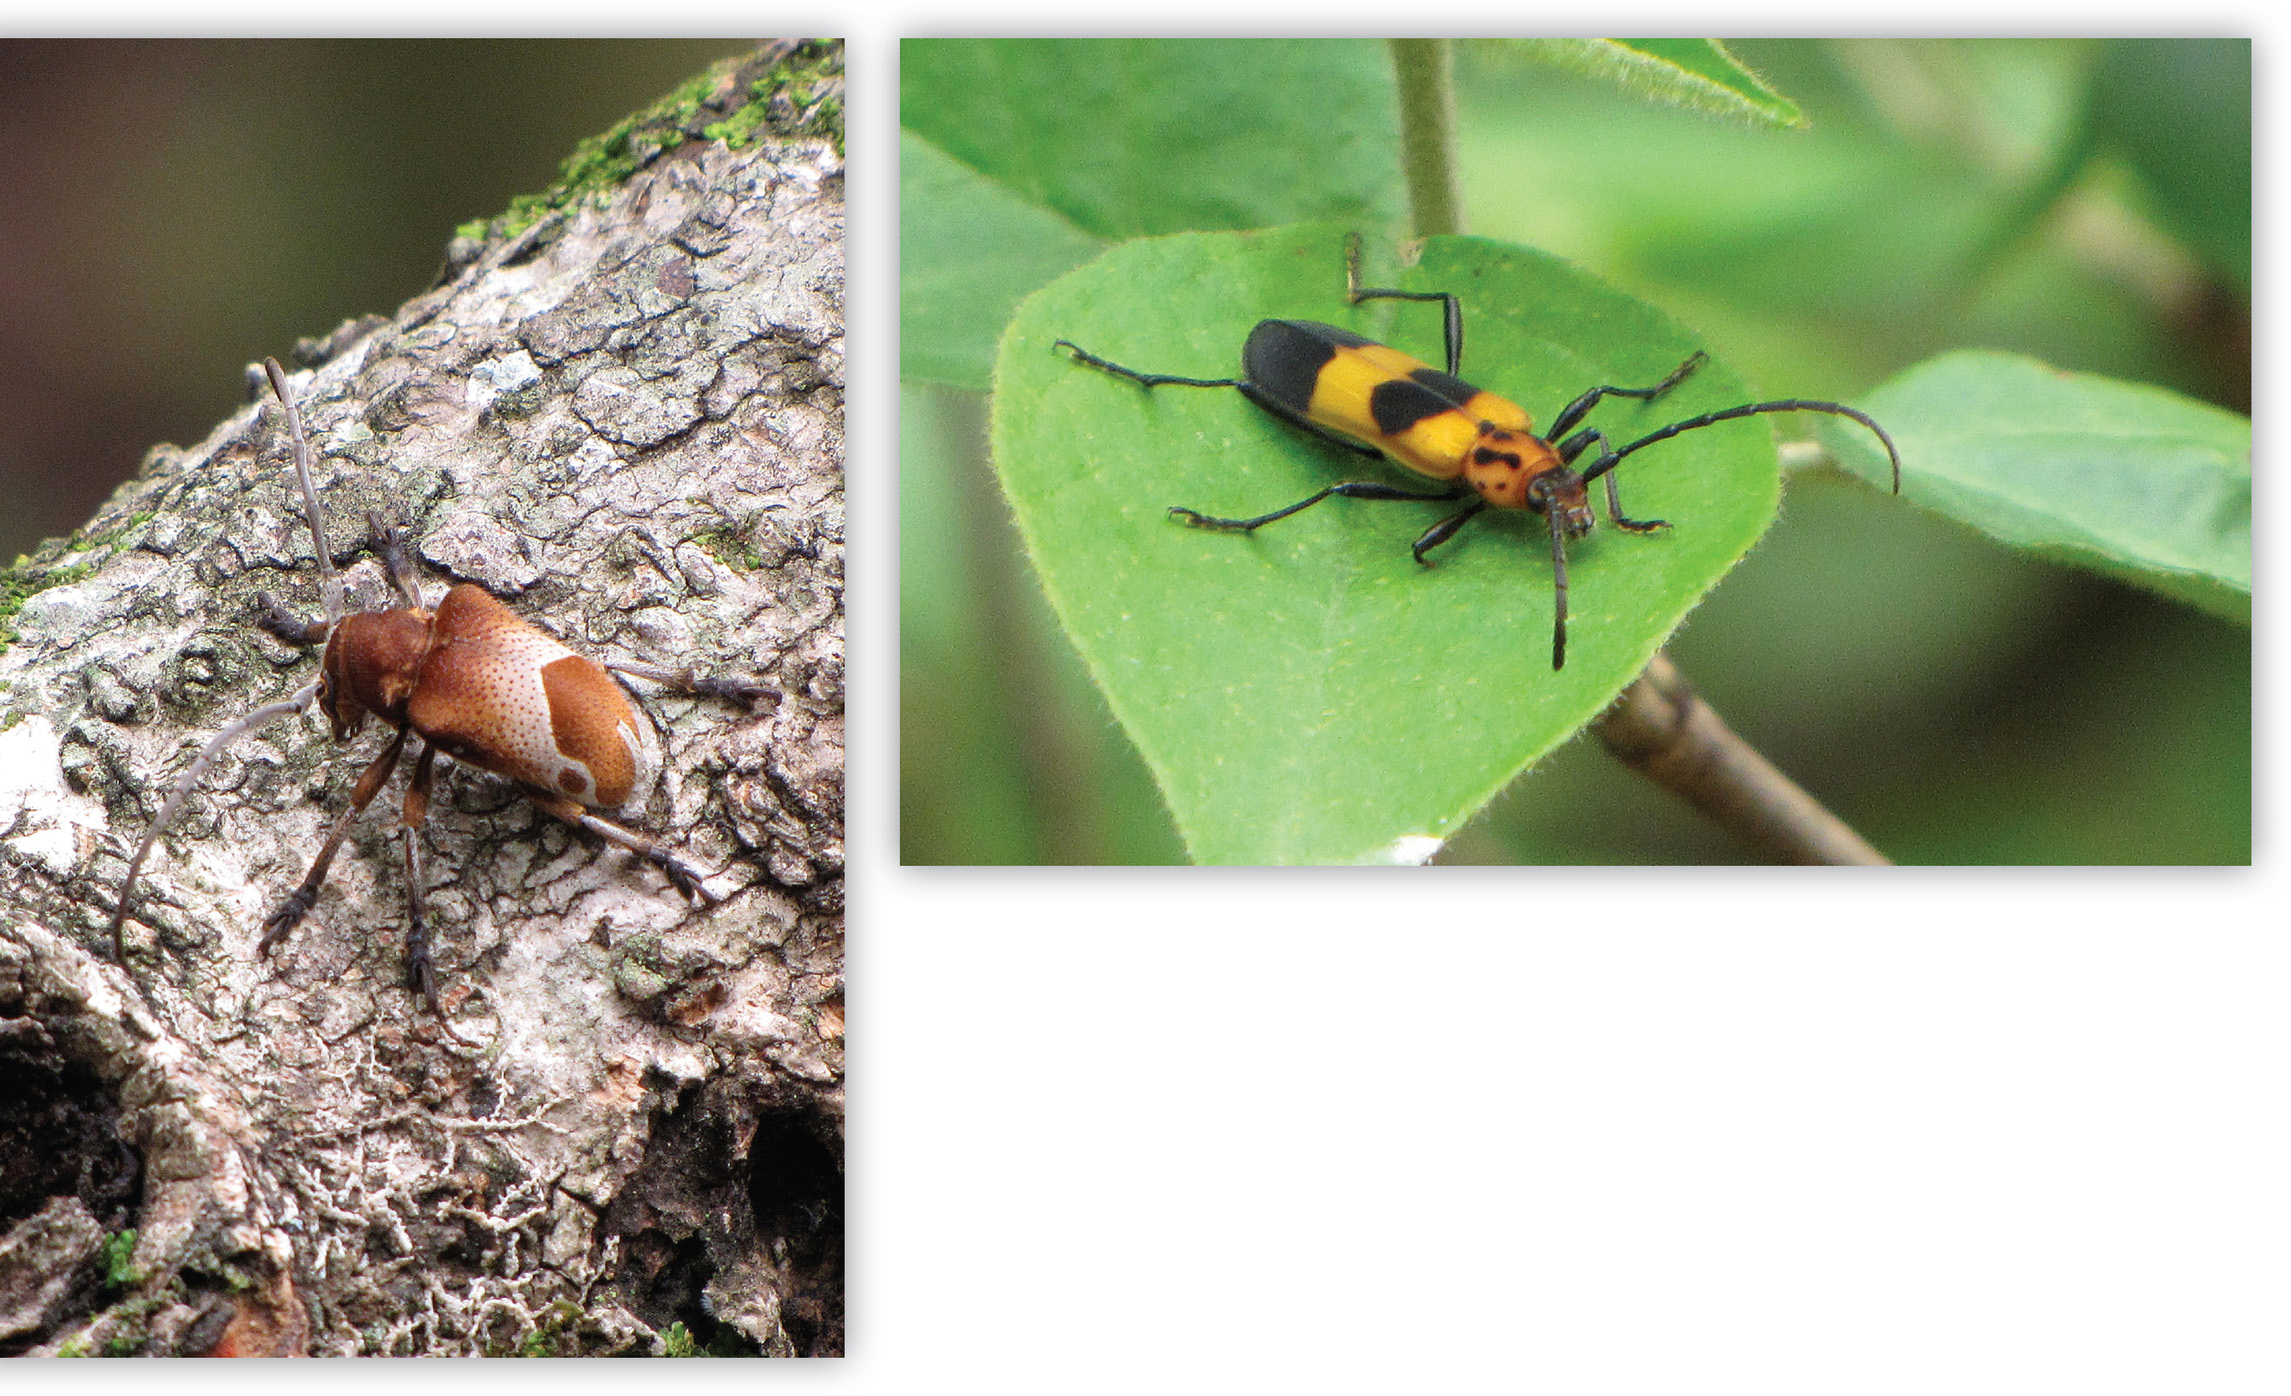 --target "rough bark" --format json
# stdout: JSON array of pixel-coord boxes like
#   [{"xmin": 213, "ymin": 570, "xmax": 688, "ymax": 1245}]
[{"xmin": 0, "ymin": 43, "xmax": 843, "ymax": 1357}]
